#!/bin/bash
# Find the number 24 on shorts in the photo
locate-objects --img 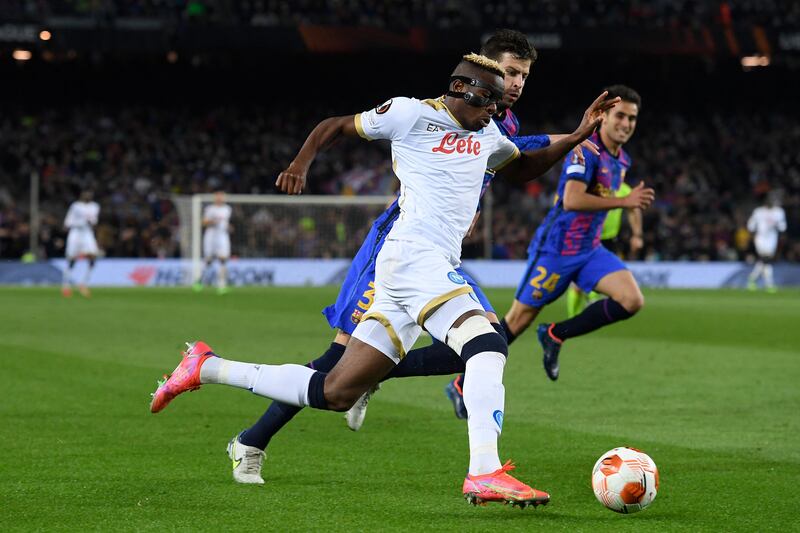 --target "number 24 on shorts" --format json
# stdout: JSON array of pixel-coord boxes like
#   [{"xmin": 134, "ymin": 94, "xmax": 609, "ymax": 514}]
[{"xmin": 529, "ymin": 266, "xmax": 561, "ymax": 292}]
